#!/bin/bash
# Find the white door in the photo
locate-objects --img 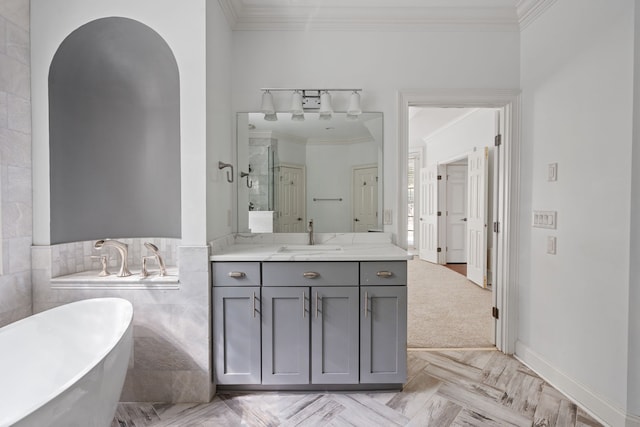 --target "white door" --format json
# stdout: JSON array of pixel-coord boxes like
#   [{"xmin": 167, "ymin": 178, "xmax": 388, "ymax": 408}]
[
  {"xmin": 352, "ymin": 166, "xmax": 378, "ymax": 232},
  {"xmin": 277, "ymin": 165, "xmax": 305, "ymax": 232},
  {"xmin": 419, "ymin": 165, "xmax": 439, "ymax": 263},
  {"xmin": 467, "ymin": 148, "xmax": 488, "ymax": 287},
  {"xmin": 445, "ymin": 164, "xmax": 467, "ymax": 263}
]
